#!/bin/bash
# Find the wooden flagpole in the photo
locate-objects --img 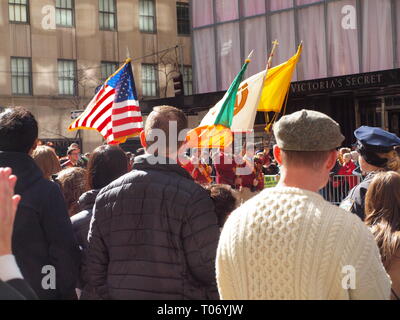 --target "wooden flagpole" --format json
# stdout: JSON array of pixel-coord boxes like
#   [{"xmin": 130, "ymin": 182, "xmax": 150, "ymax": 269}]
[{"xmin": 263, "ymin": 40, "xmax": 280, "ymax": 147}]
